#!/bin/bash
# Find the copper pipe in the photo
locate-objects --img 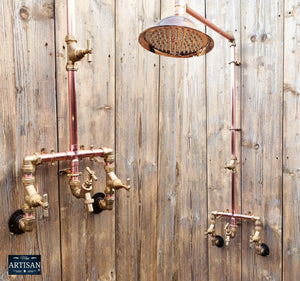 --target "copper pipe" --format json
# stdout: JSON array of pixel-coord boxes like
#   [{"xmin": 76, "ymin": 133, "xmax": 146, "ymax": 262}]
[
  {"xmin": 230, "ymin": 43, "xmax": 237, "ymax": 220},
  {"xmin": 186, "ymin": 5, "xmax": 234, "ymax": 42},
  {"xmin": 212, "ymin": 211, "xmax": 260, "ymax": 221},
  {"xmin": 66, "ymin": 0, "xmax": 79, "ymax": 184},
  {"xmin": 68, "ymin": 71, "xmax": 78, "ymax": 152},
  {"xmin": 40, "ymin": 149, "xmax": 105, "ymax": 163},
  {"xmin": 67, "ymin": 0, "xmax": 75, "ymax": 36}
]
